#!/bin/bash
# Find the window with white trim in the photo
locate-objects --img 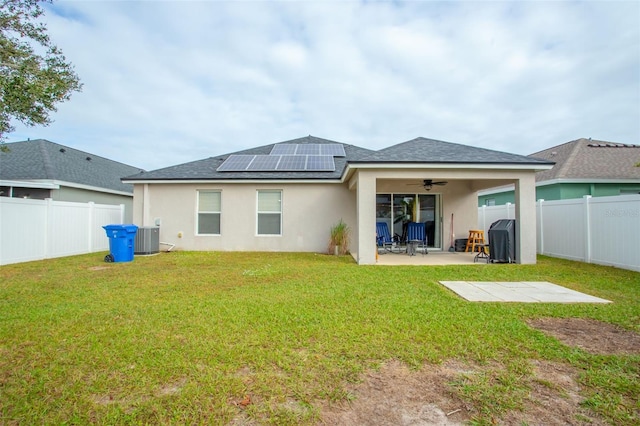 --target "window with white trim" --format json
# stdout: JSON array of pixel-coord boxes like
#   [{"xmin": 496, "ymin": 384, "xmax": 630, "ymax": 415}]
[
  {"xmin": 197, "ymin": 191, "xmax": 221, "ymax": 235},
  {"xmin": 257, "ymin": 190, "xmax": 282, "ymax": 235}
]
